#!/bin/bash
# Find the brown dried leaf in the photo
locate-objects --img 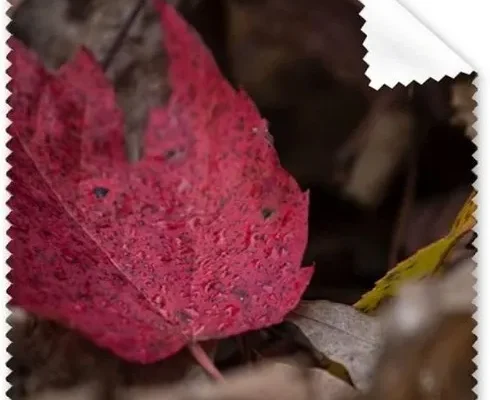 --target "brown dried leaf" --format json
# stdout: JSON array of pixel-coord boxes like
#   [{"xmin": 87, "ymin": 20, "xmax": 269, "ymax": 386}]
[{"xmin": 288, "ymin": 301, "xmax": 382, "ymax": 389}]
